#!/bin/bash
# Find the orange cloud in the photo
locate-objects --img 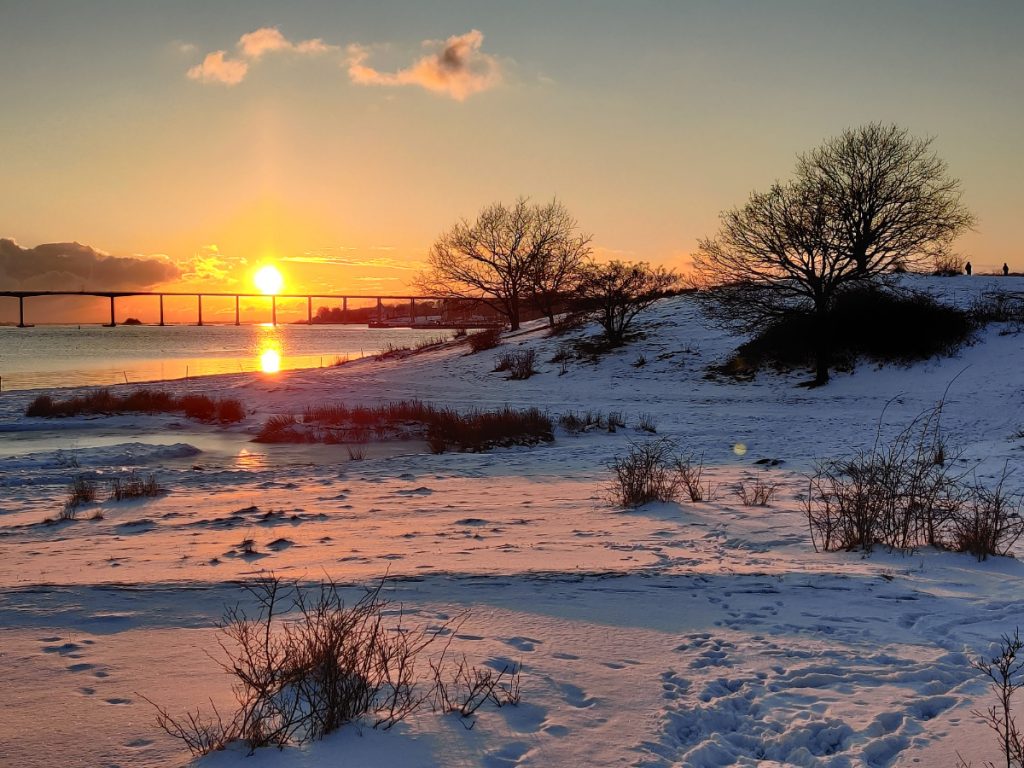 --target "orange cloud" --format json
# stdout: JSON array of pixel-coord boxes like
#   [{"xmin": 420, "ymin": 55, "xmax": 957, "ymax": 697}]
[
  {"xmin": 188, "ymin": 27, "xmax": 338, "ymax": 85},
  {"xmin": 347, "ymin": 30, "xmax": 501, "ymax": 101},
  {"xmin": 238, "ymin": 27, "xmax": 336, "ymax": 59},
  {"xmin": 187, "ymin": 50, "xmax": 248, "ymax": 85}
]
